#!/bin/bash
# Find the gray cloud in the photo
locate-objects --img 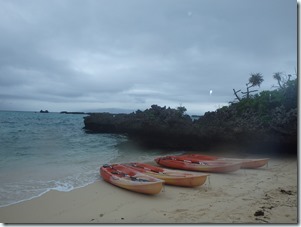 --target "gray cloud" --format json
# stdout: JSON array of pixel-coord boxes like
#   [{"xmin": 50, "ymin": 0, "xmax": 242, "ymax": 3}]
[{"xmin": 0, "ymin": 0, "xmax": 296, "ymax": 114}]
